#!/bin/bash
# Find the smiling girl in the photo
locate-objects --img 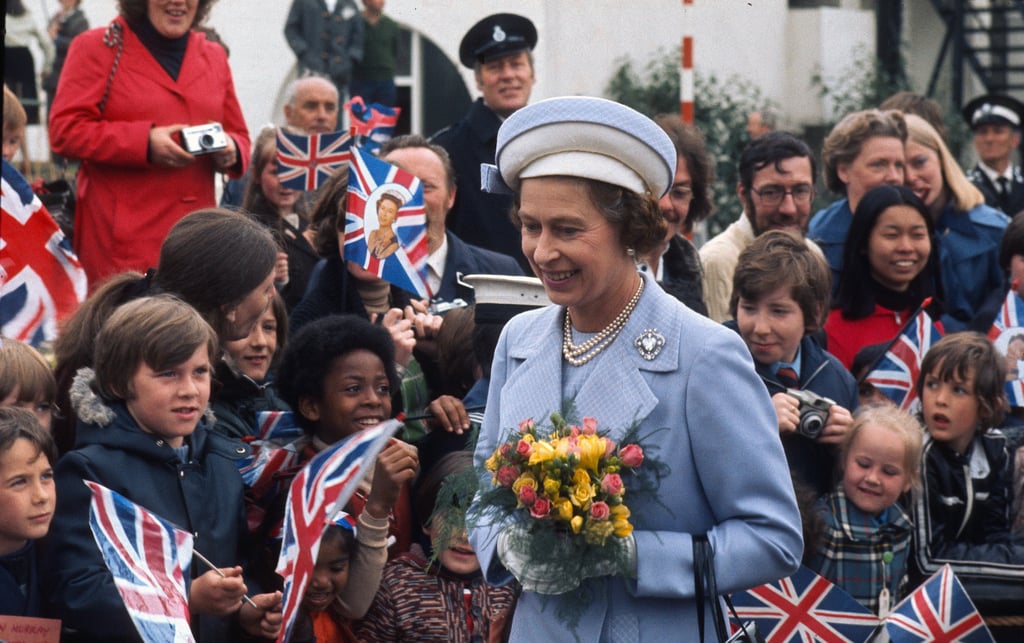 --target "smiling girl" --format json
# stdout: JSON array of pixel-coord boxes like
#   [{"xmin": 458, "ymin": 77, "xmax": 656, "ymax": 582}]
[{"xmin": 825, "ymin": 185, "xmax": 940, "ymax": 369}]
